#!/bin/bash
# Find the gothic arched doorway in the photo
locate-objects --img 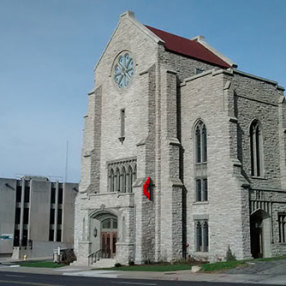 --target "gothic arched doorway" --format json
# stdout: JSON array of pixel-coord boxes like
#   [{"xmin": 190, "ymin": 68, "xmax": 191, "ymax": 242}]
[
  {"xmin": 89, "ymin": 211, "xmax": 118, "ymax": 259},
  {"xmin": 101, "ymin": 217, "xmax": 118, "ymax": 258},
  {"xmin": 250, "ymin": 209, "xmax": 271, "ymax": 258}
]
